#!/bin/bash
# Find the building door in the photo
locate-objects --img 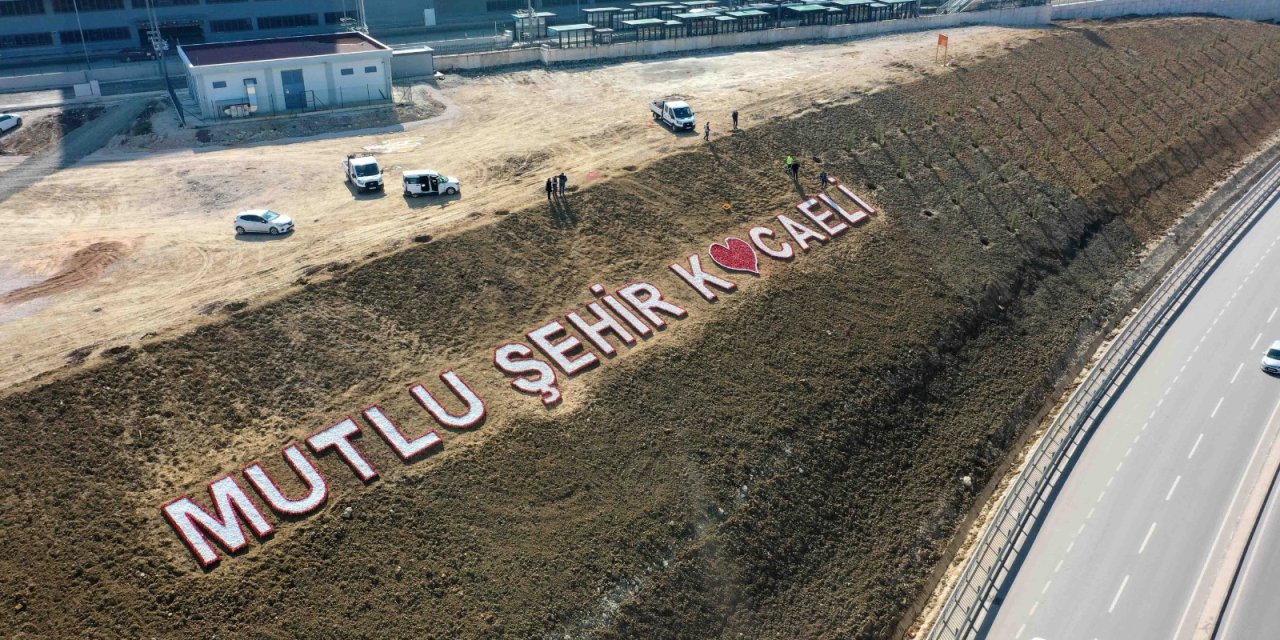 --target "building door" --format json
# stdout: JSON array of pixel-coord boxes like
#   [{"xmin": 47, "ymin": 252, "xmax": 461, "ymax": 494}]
[{"xmin": 280, "ymin": 69, "xmax": 306, "ymax": 110}]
